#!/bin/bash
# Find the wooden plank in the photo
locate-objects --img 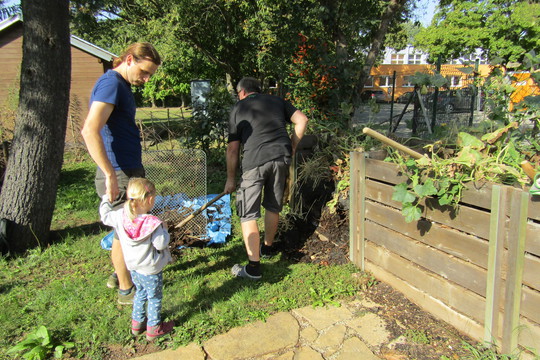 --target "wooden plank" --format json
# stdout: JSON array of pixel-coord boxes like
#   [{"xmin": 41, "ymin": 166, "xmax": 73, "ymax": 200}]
[
  {"xmin": 366, "ymin": 199, "xmax": 489, "ymax": 267},
  {"xmin": 365, "ymin": 221, "xmax": 487, "ymax": 296},
  {"xmin": 349, "ymin": 151, "xmax": 364, "ymax": 268},
  {"xmin": 522, "ymin": 254, "xmax": 540, "ymax": 293},
  {"xmin": 364, "ymin": 156, "xmax": 494, "ymax": 210},
  {"xmin": 517, "ymin": 316, "xmax": 540, "ymax": 356},
  {"xmin": 525, "ymin": 222, "xmax": 540, "ymax": 258},
  {"xmin": 366, "ymin": 241, "xmax": 486, "ymax": 324},
  {"xmin": 521, "ymin": 285, "xmax": 540, "ymax": 325},
  {"xmin": 485, "ymin": 185, "xmax": 507, "ymax": 344},
  {"xmin": 460, "ymin": 182, "xmax": 494, "ymax": 211},
  {"xmin": 502, "ymin": 190, "xmax": 529, "ymax": 354},
  {"xmin": 527, "ymin": 195, "xmax": 540, "ymax": 221},
  {"xmin": 365, "ymin": 179, "xmax": 492, "ymax": 240},
  {"xmin": 365, "ymin": 158, "xmax": 408, "ymax": 185},
  {"xmin": 365, "ymin": 259, "xmax": 486, "ymax": 344}
]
